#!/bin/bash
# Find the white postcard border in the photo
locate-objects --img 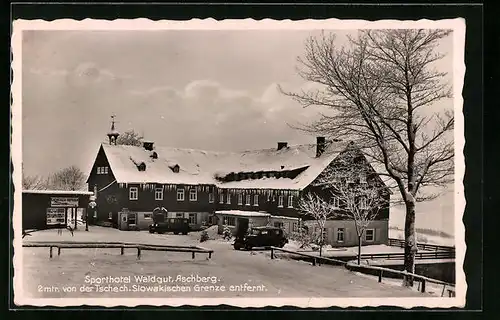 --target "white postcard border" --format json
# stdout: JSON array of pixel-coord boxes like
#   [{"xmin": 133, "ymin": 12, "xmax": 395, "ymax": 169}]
[{"xmin": 11, "ymin": 17, "xmax": 467, "ymax": 309}]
